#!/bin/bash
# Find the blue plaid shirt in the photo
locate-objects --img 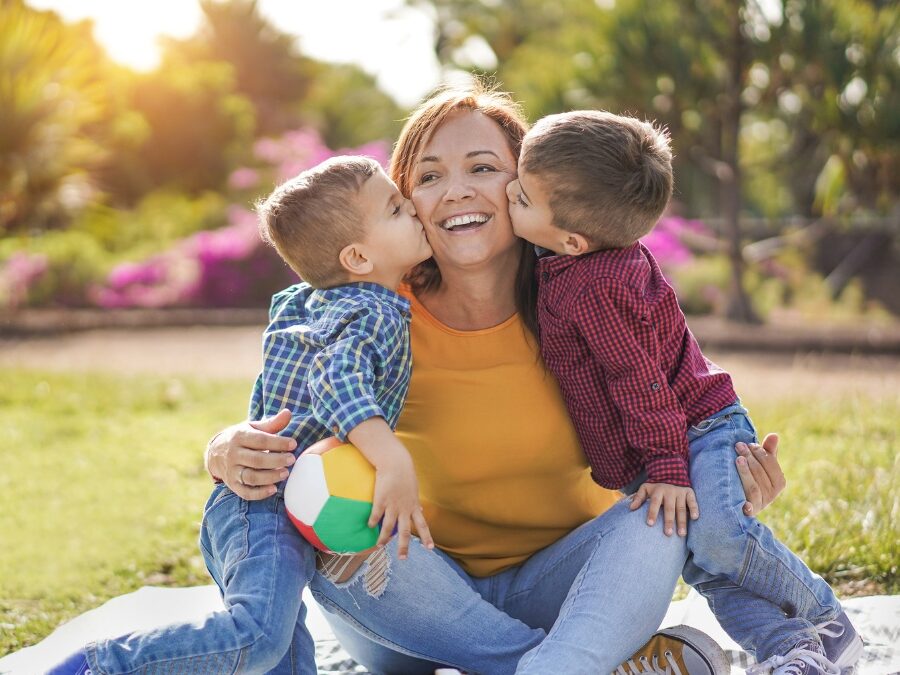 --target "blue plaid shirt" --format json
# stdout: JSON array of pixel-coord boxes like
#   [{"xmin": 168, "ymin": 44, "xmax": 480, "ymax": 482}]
[{"xmin": 248, "ymin": 282, "xmax": 412, "ymax": 452}]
